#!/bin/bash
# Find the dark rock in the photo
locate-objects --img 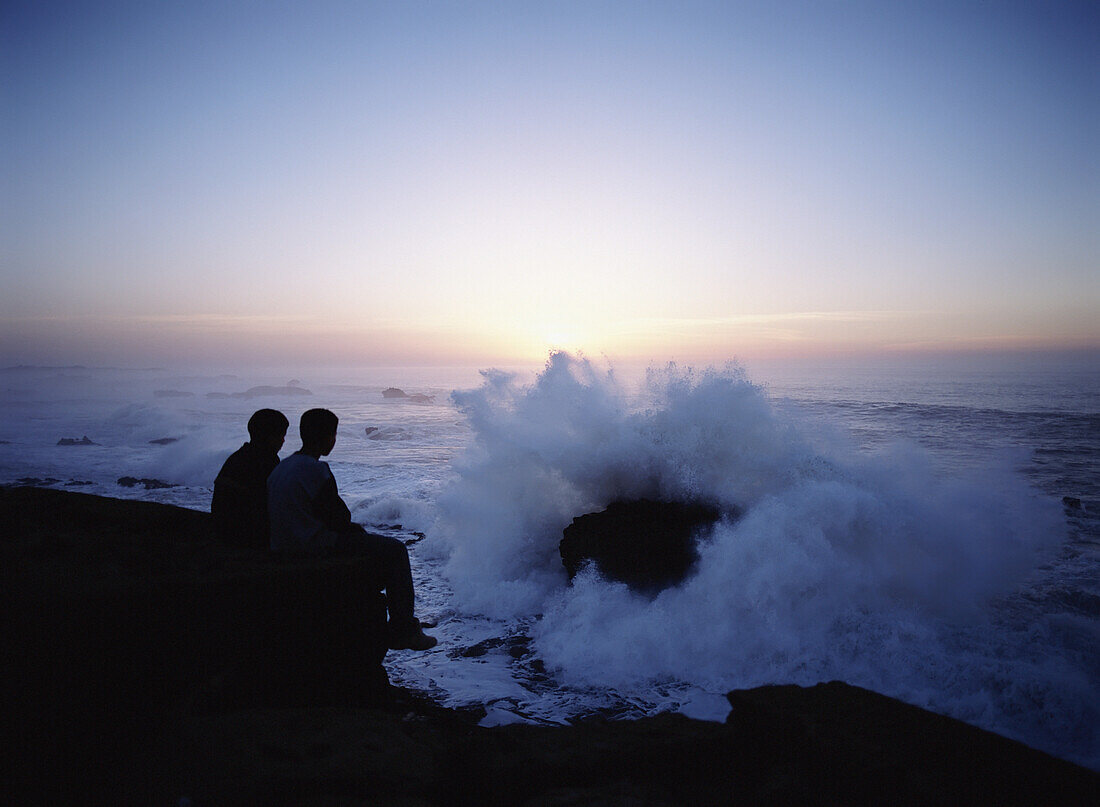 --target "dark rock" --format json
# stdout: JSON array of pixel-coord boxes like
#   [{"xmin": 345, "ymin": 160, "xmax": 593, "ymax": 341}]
[
  {"xmin": 15, "ymin": 476, "xmax": 61, "ymax": 486},
  {"xmin": 231, "ymin": 385, "xmax": 312, "ymax": 399},
  {"xmin": 148, "ymin": 437, "xmax": 180, "ymax": 445},
  {"xmin": 409, "ymin": 393, "xmax": 435, "ymax": 403},
  {"xmin": 6, "ymin": 489, "xmax": 1099, "ymax": 805},
  {"xmin": 0, "ymin": 439, "xmax": 11, "ymax": 444},
  {"xmin": 723, "ymin": 682, "xmax": 1100, "ymax": 805},
  {"xmin": 153, "ymin": 389, "xmax": 194, "ymax": 398},
  {"xmin": 57, "ymin": 435, "xmax": 97, "ymax": 446},
  {"xmin": 364, "ymin": 425, "xmax": 379, "ymax": 436},
  {"xmin": 1063, "ymin": 496, "xmax": 1083, "ymax": 511},
  {"xmin": 560, "ymin": 499, "xmax": 726, "ymax": 591},
  {"xmin": 382, "ymin": 386, "xmax": 408, "ymax": 398},
  {"xmin": 3, "ymin": 487, "xmax": 390, "ymax": 804},
  {"xmin": 452, "ymin": 635, "xmax": 531, "ymax": 660},
  {"xmin": 142, "ymin": 680, "xmax": 1100, "ymax": 806},
  {"xmin": 64, "ymin": 479, "xmax": 94, "ymax": 486},
  {"xmin": 118, "ymin": 476, "xmax": 176, "ymax": 490}
]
